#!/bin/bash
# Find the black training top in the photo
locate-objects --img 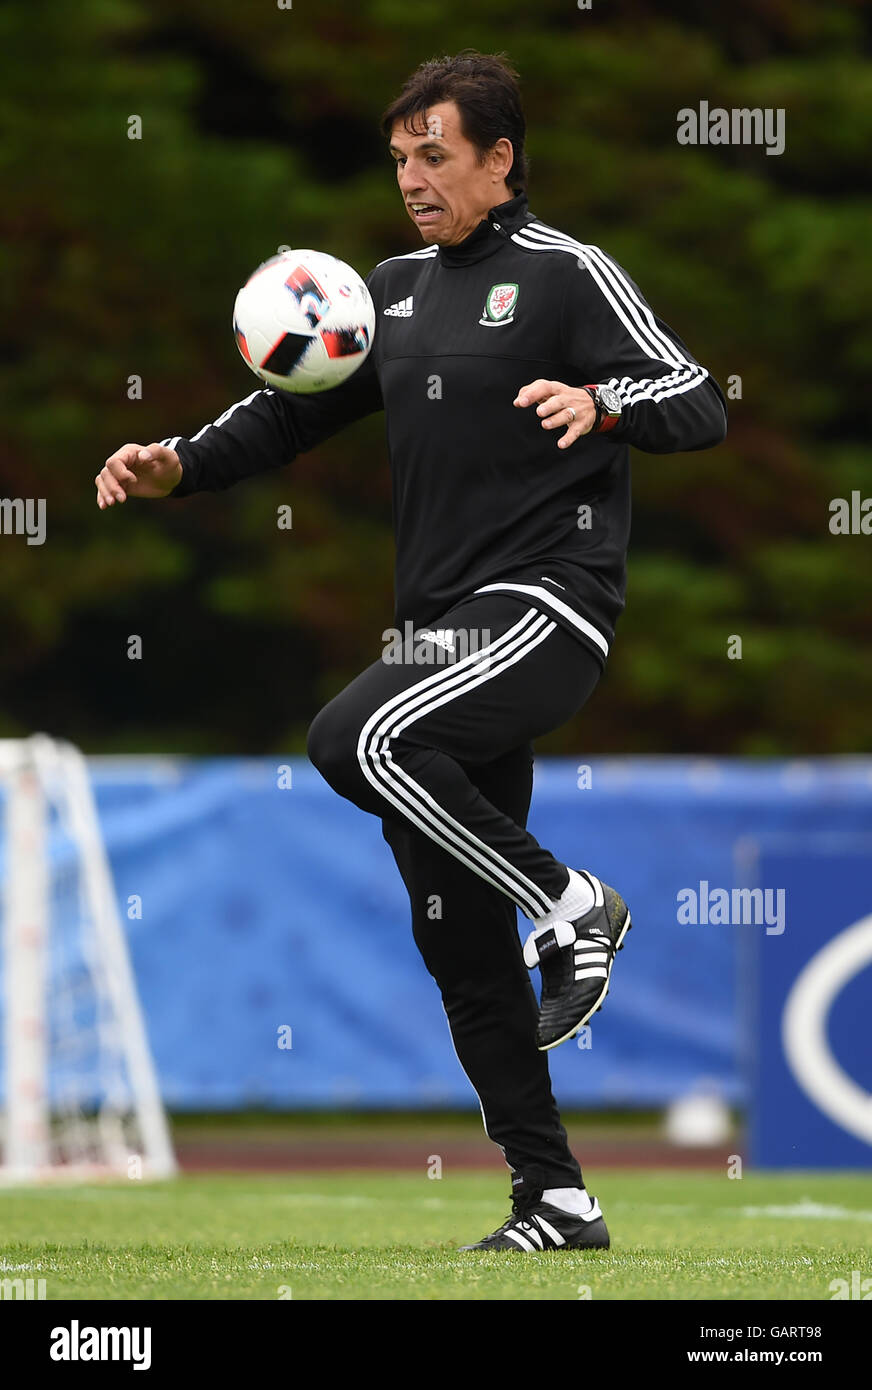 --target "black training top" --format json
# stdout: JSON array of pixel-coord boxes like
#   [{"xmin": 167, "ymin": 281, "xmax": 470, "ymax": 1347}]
[{"xmin": 165, "ymin": 190, "xmax": 727, "ymax": 666}]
